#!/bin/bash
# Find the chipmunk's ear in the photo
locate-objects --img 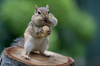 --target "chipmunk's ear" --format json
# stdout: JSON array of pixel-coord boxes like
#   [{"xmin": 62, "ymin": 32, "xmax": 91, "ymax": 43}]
[
  {"xmin": 46, "ymin": 5, "xmax": 49, "ymax": 9},
  {"xmin": 35, "ymin": 5, "xmax": 38, "ymax": 13}
]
